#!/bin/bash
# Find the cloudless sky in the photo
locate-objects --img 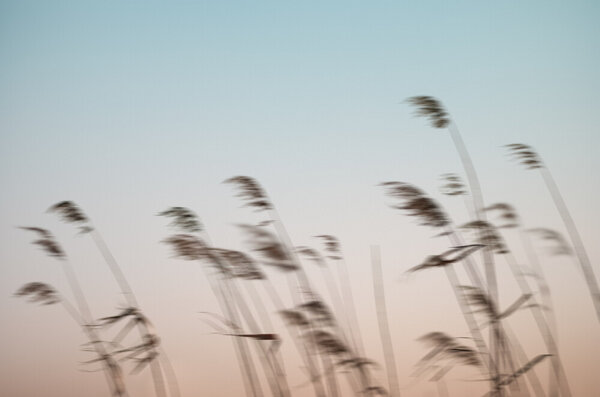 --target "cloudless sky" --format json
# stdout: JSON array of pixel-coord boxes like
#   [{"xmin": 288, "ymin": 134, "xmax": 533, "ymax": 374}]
[{"xmin": 1, "ymin": 1, "xmax": 599, "ymax": 396}]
